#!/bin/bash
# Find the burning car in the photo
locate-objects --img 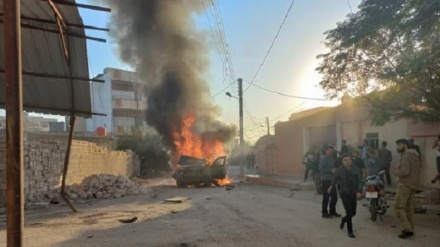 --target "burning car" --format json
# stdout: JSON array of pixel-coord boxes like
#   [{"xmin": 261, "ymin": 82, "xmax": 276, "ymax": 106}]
[{"xmin": 172, "ymin": 155, "xmax": 227, "ymax": 188}]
